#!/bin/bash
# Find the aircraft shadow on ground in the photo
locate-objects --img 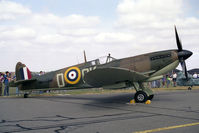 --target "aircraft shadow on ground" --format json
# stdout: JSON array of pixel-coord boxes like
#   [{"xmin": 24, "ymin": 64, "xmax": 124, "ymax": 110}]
[{"xmin": 36, "ymin": 93, "xmax": 134, "ymax": 104}]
